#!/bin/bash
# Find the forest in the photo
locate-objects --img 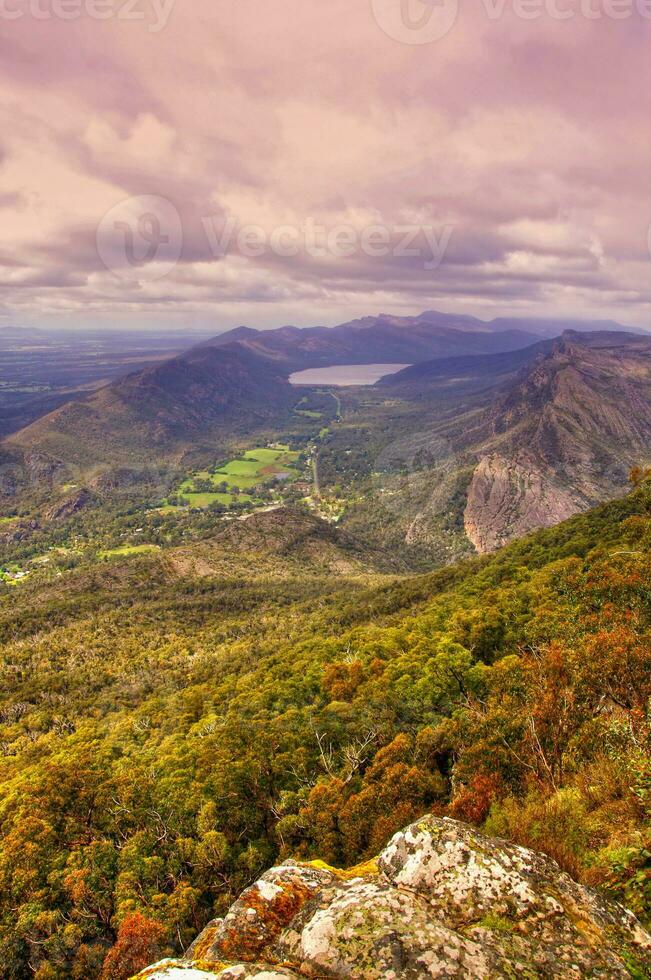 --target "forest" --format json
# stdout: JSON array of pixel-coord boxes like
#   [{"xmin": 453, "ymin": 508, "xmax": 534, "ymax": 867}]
[{"xmin": 0, "ymin": 476, "xmax": 648, "ymax": 978}]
